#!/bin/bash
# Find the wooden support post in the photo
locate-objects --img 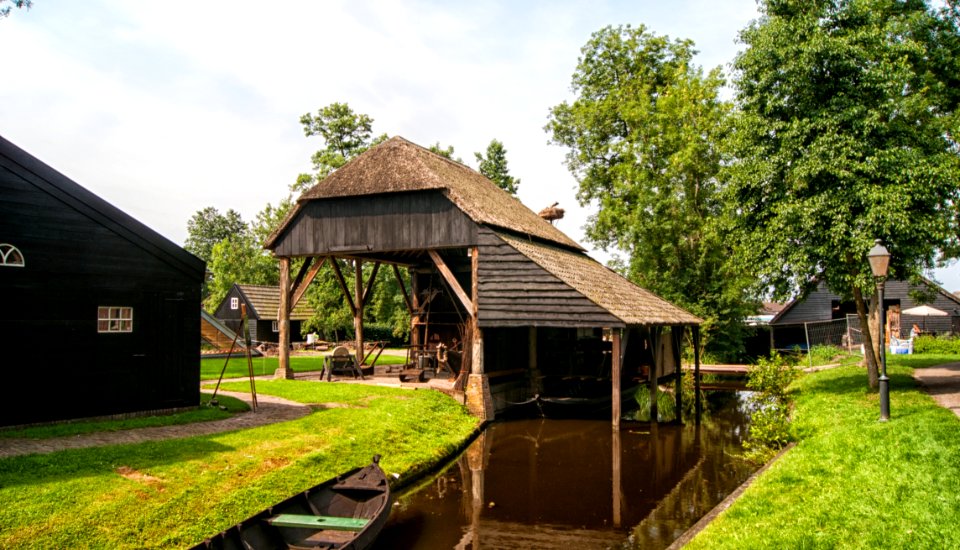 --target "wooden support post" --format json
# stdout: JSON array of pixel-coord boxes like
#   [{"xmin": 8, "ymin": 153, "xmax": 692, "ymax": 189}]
[
  {"xmin": 612, "ymin": 328, "xmax": 622, "ymax": 430},
  {"xmin": 463, "ymin": 246, "xmax": 492, "ymax": 421},
  {"xmin": 673, "ymin": 325, "xmax": 684, "ymax": 425},
  {"xmin": 275, "ymin": 256, "xmax": 294, "ymax": 379},
  {"xmin": 649, "ymin": 327, "xmax": 659, "ymax": 423},
  {"xmin": 410, "ymin": 268, "xmax": 420, "ymax": 350},
  {"xmin": 354, "ymin": 260, "xmax": 365, "ymax": 373},
  {"xmin": 694, "ymin": 325, "xmax": 702, "ymax": 424},
  {"xmin": 529, "ymin": 326, "xmax": 542, "ymax": 394}
]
